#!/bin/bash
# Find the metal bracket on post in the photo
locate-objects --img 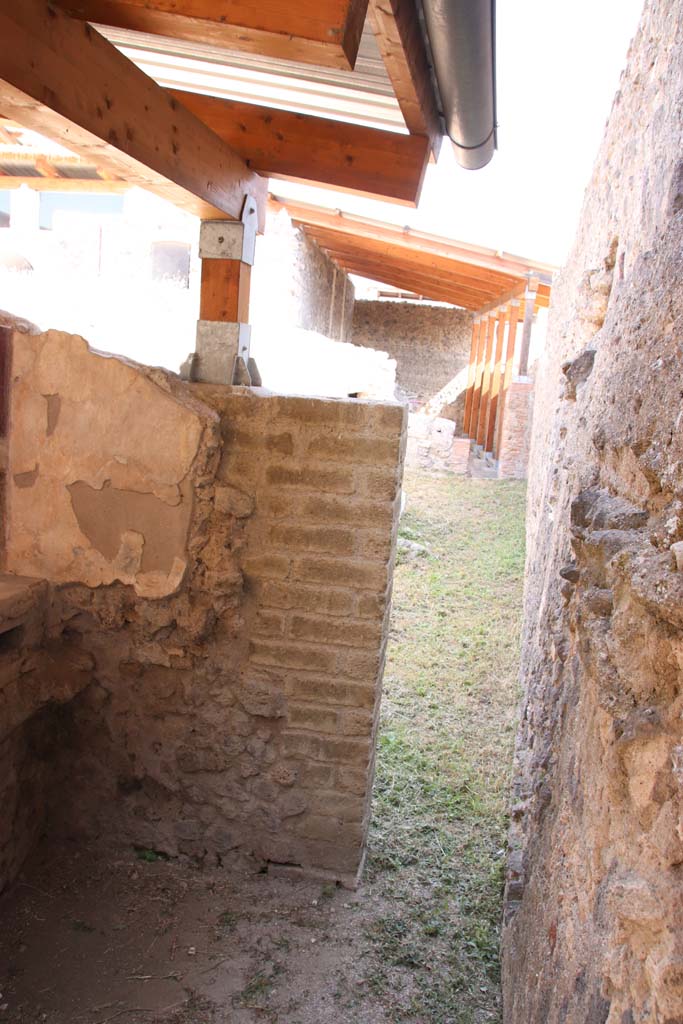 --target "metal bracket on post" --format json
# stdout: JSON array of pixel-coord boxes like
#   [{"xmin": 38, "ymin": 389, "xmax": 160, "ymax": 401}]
[
  {"xmin": 192, "ymin": 195, "xmax": 260, "ymax": 386},
  {"xmin": 193, "ymin": 322, "xmax": 251, "ymax": 385},
  {"xmin": 198, "ymin": 197, "xmax": 258, "ymax": 266}
]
